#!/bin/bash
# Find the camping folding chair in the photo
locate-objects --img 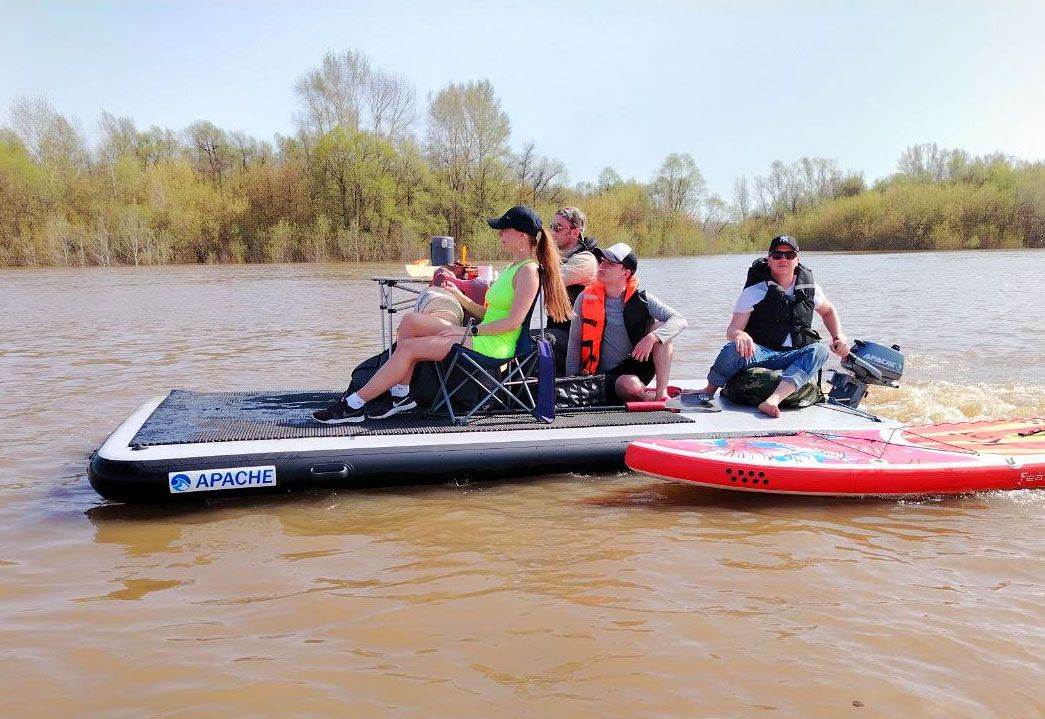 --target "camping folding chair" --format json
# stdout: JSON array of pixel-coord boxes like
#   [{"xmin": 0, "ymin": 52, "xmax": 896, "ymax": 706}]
[{"xmin": 428, "ymin": 274, "xmax": 554, "ymax": 425}]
